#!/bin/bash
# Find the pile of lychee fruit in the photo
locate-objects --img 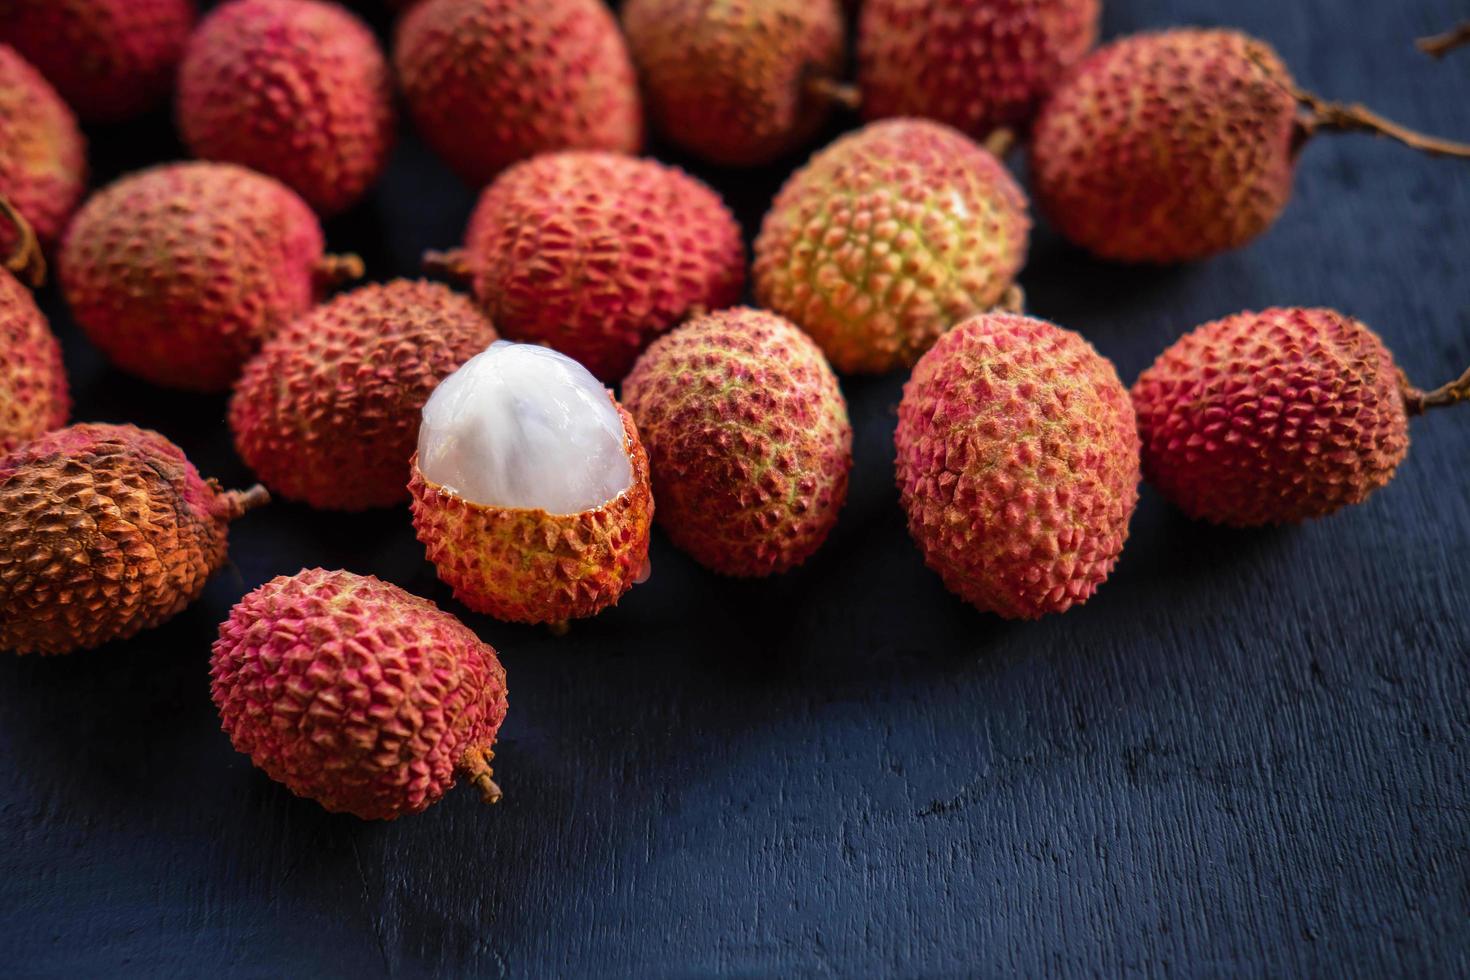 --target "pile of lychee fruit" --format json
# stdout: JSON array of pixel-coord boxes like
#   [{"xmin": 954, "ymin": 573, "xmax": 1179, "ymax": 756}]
[{"xmin": 1, "ymin": 0, "xmax": 1467, "ymax": 822}]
